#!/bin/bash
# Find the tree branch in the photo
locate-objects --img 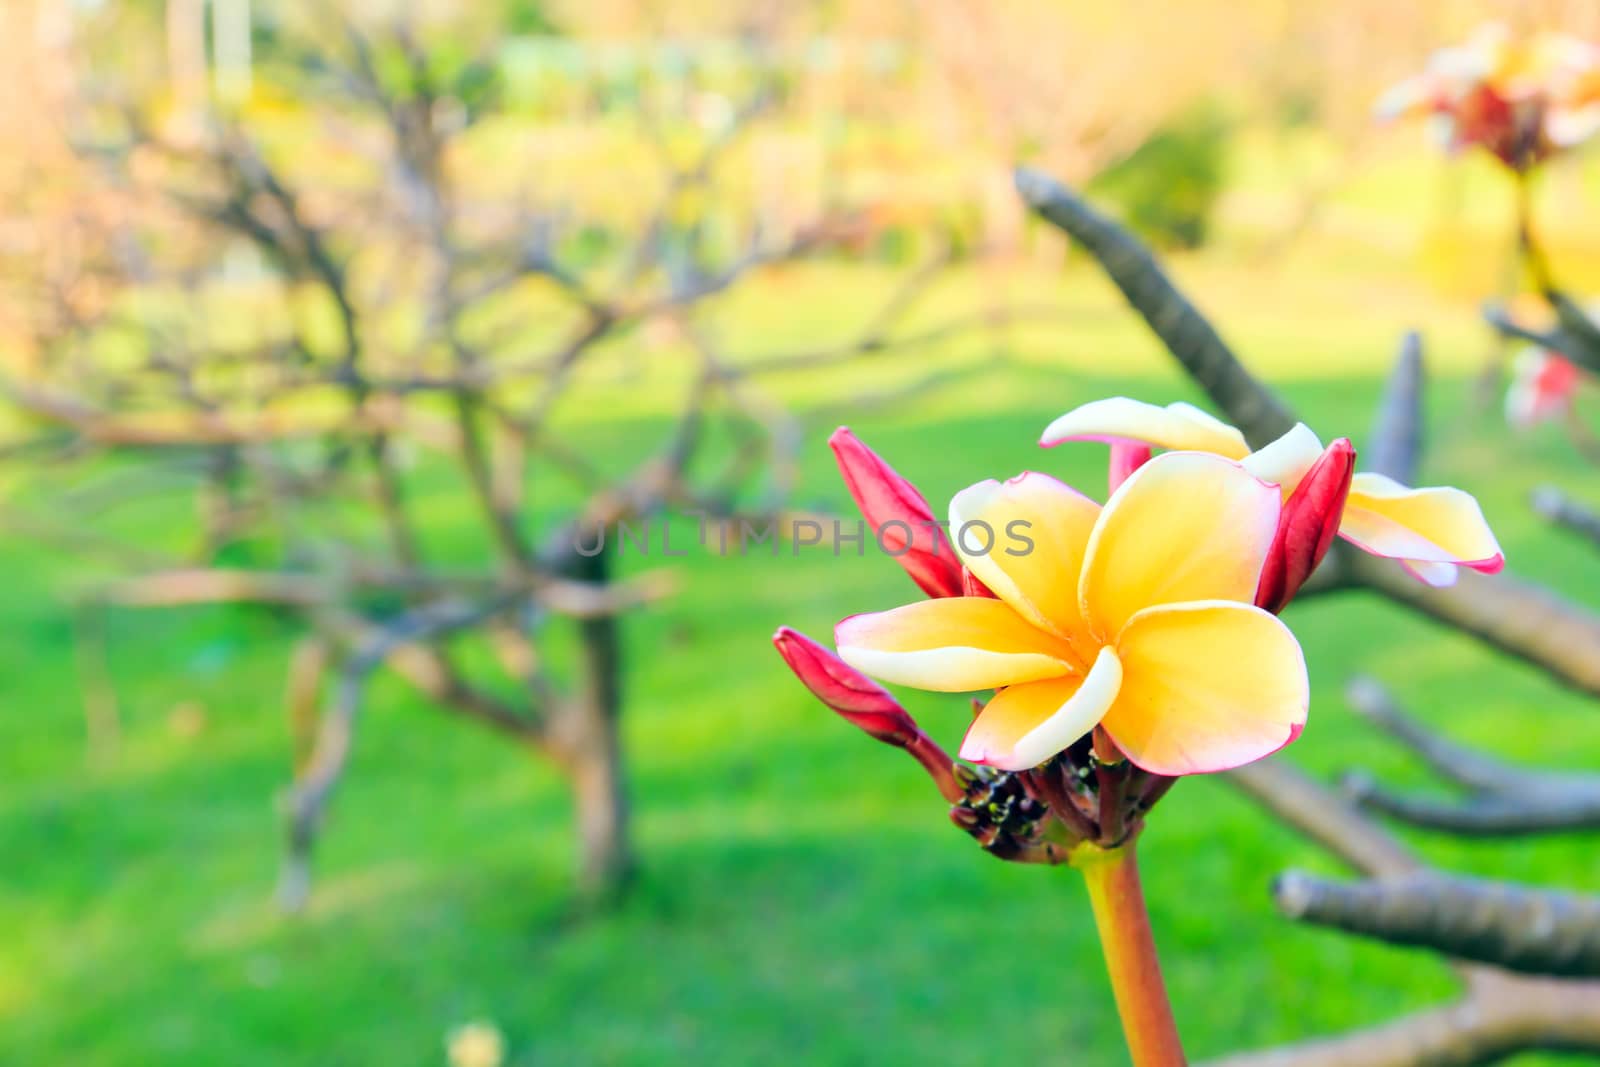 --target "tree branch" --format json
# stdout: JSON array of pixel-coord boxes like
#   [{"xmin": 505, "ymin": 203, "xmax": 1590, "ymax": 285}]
[
  {"xmin": 1343, "ymin": 675, "xmax": 1591, "ymax": 796},
  {"xmin": 1225, "ymin": 758, "xmax": 1420, "ymax": 878},
  {"xmin": 1014, "ymin": 166, "xmax": 1297, "ymax": 446},
  {"xmin": 1201, "ymin": 975, "xmax": 1600, "ymax": 1067},
  {"xmin": 1532, "ymin": 486, "xmax": 1600, "ymax": 550},
  {"xmin": 1364, "ymin": 332, "xmax": 1424, "ymax": 484},
  {"xmin": 1018, "ymin": 168, "xmax": 1600, "ymax": 697},
  {"xmin": 1274, "ymin": 870, "xmax": 1600, "ymax": 977}
]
